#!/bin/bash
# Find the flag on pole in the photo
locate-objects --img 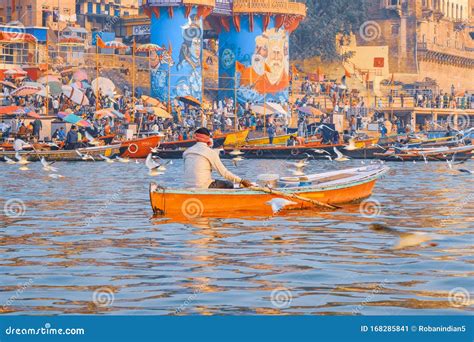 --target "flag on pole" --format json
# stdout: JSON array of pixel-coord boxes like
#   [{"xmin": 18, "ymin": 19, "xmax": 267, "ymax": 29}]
[
  {"xmin": 344, "ymin": 67, "xmax": 351, "ymax": 78},
  {"xmin": 96, "ymin": 35, "xmax": 106, "ymax": 48}
]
